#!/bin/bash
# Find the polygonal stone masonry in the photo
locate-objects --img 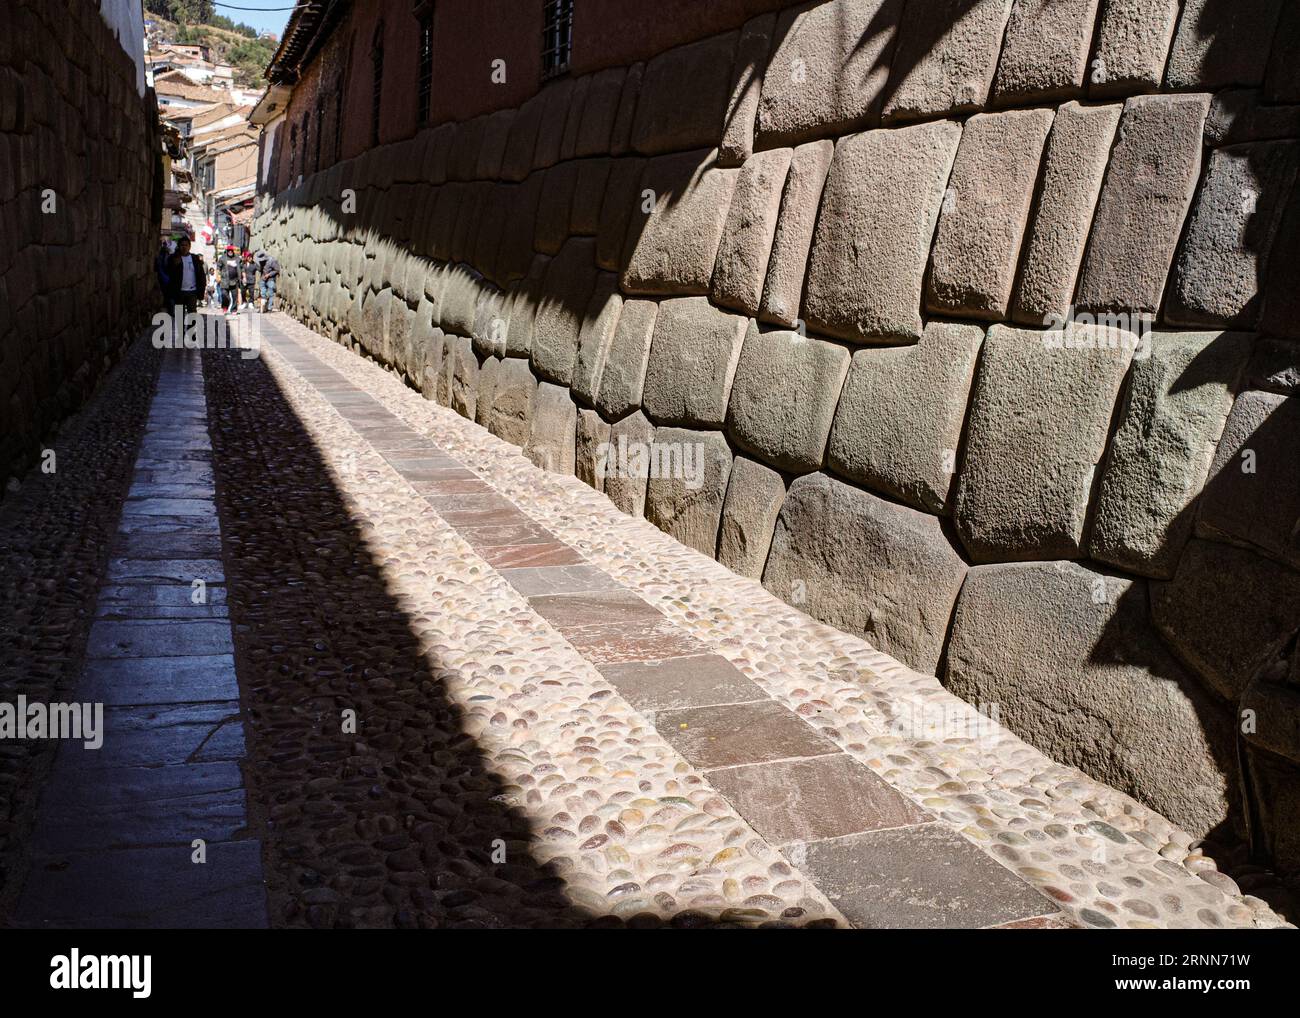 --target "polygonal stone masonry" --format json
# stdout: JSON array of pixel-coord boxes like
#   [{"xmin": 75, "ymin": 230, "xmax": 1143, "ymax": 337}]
[
  {"xmin": 640, "ymin": 296, "xmax": 747, "ymax": 429},
  {"xmin": 990, "ymin": 0, "xmax": 1099, "ymax": 105},
  {"xmin": 717, "ymin": 455, "xmax": 787, "ymax": 579},
  {"xmin": 644, "ymin": 427, "xmax": 733, "ymax": 557},
  {"xmin": 710, "ymin": 147, "xmax": 792, "ymax": 316},
  {"xmin": 631, "ymin": 31, "xmax": 738, "ymax": 156},
  {"xmin": 759, "ymin": 139, "xmax": 834, "ymax": 328}
]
